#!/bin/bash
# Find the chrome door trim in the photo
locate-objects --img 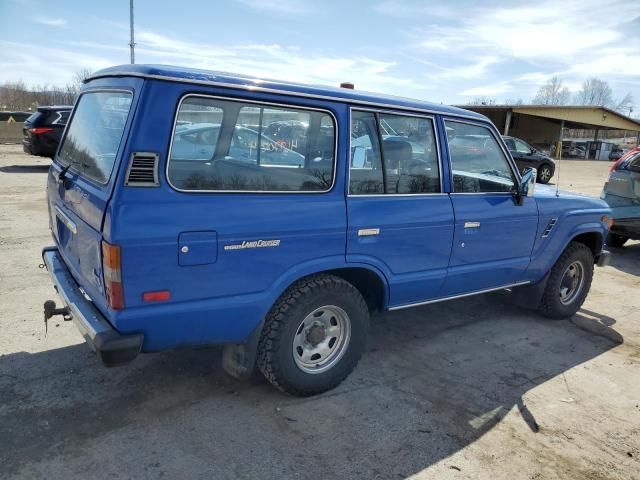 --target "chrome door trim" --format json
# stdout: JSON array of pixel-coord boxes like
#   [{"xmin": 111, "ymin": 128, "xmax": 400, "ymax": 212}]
[{"xmin": 387, "ymin": 281, "xmax": 531, "ymax": 311}]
